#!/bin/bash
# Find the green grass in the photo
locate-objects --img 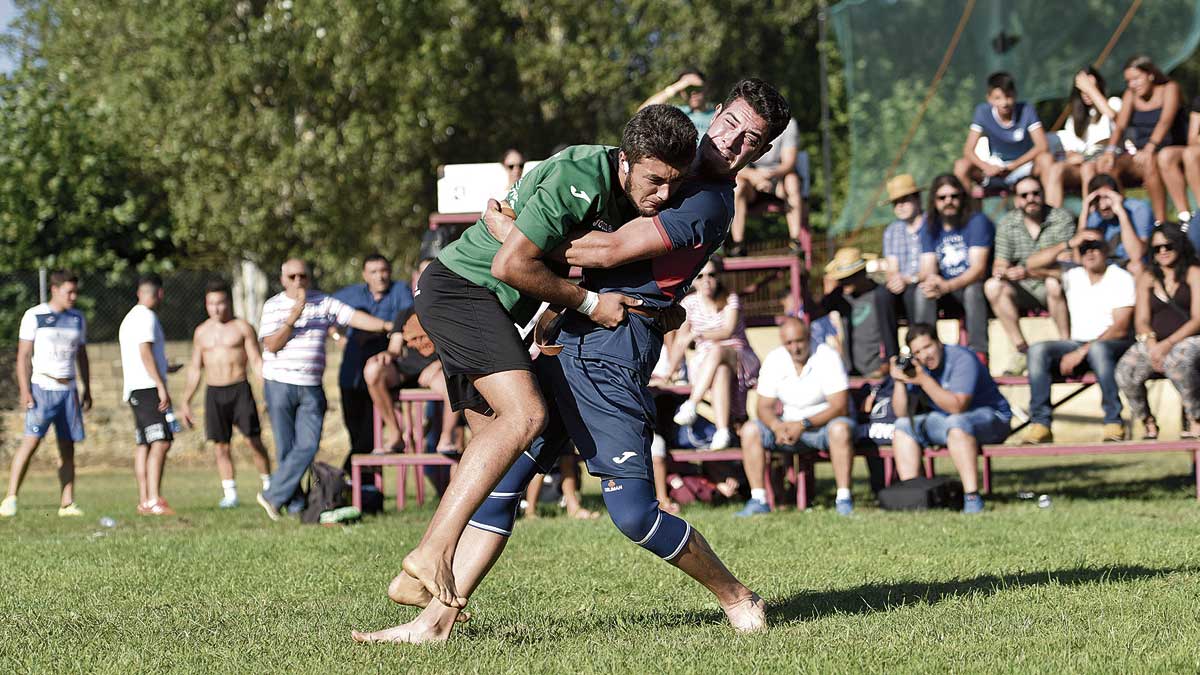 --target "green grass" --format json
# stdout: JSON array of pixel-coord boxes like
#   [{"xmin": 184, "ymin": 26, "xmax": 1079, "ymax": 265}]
[{"xmin": 2, "ymin": 453, "xmax": 1200, "ymax": 674}]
